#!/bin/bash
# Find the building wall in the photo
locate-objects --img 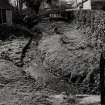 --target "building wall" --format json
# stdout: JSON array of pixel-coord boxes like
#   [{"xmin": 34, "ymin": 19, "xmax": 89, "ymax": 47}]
[
  {"xmin": 0, "ymin": 9, "xmax": 12, "ymax": 24},
  {"xmin": 83, "ymin": 0, "xmax": 91, "ymax": 9},
  {"xmin": 6, "ymin": 10, "xmax": 12, "ymax": 24}
]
